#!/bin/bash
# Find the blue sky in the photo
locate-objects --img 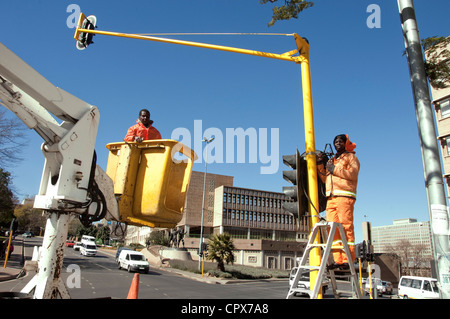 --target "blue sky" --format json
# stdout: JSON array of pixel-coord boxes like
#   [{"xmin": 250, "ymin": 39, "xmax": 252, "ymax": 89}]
[{"xmin": 1, "ymin": 0, "xmax": 449, "ymax": 242}]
